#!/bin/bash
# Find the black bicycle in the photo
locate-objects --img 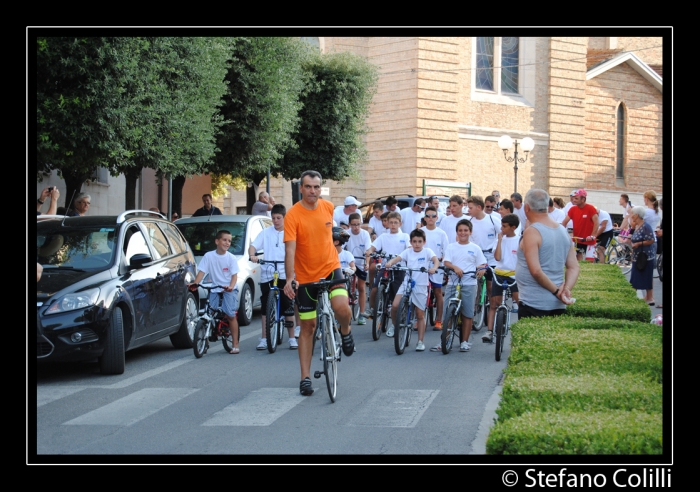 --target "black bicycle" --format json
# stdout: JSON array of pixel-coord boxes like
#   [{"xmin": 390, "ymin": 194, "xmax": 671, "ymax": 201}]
[
  {"xmin": 190, "ymin": 283, "xmax": 239, "ymax": 357},
  {"xmin": 257, "ymin": 259, "xmax": 288, "ymax": 353},
  {"xmin": 370, "ymin": 252, "xmax": 397, "ymax": 341}
]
